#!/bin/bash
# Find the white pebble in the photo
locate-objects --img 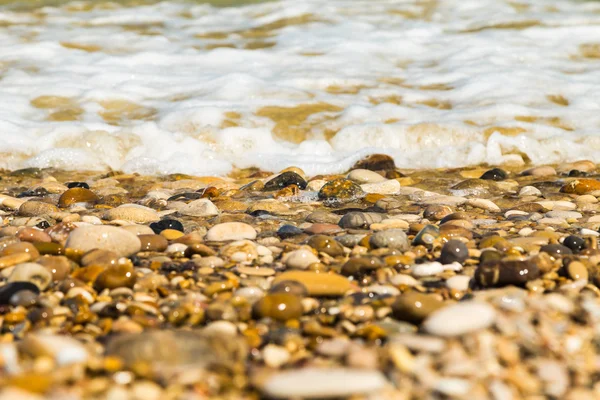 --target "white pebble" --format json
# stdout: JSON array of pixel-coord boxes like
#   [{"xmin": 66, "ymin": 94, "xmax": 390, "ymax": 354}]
[
  {"xmin": 423, "ymin": 302, "xmax": 496, "ymax": 337},
  {"xmin": 545, "ymin": 210, "xmax": 582, "ymax": 220},
  {"xmin": 518, "ymin": 186, "xmax": 542, "ymax": 197},
  {"xmin": 263, "ymin": 344, "xmax": 291, "ymax": 368},
  {"xmin": 580, "ymin": 228, "xmax": 599, "ymax": 237},
  {"xmin": 446, "ymin": 275, "xmax": 471, "ymax": 291},
  {"xmin": 283, "ymin": 249, "xmax": 319, "ymax": 269},
  {"xmin": 389, "ymin": 274, "xmax": 419, "ymax": 286},
  {"xmin": 260, "ymin": 368, "xmax": 388, "ymax": 399},
  {"xmin": 411, "ymin": 262, "xmax": 444, "ymax": 277},
  {"xmin": 466, "ymin": 198, "xmax": 500, "ymax": 212},
  {"xmin": 360, "ymin": 179, "xmax": 400, "ymax": 195}
]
